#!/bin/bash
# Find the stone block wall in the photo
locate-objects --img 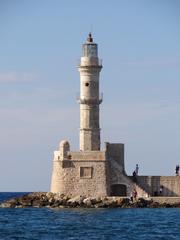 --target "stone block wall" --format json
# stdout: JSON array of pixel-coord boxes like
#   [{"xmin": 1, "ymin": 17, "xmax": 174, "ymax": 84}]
[
  {"xmin": 69, "ymin": 151, "xmax": 106, "ymax": 161},
  {"xmin": 135, "ymin": 176, "xmax": 180, "ymax": 196},
  {"xmin": 105, "ymin": 143, "xmax": 124, "ymax": 170},
  {"xmin": 51, "ymin": 142, "xmax": 129, "ymax": 197},
  {"xmin": 51, "ymin": 151, "xmax": 109, "ymax": 197}
]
